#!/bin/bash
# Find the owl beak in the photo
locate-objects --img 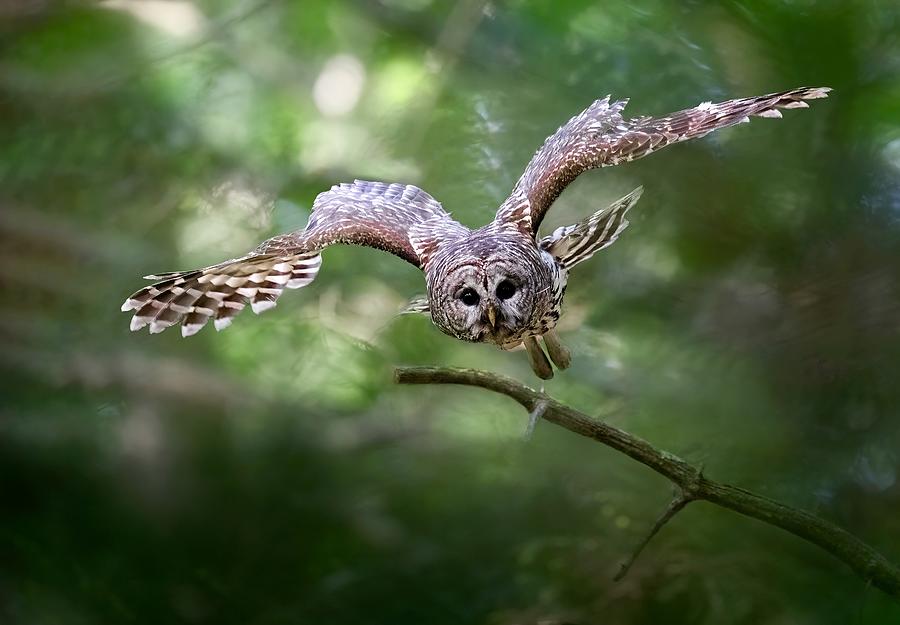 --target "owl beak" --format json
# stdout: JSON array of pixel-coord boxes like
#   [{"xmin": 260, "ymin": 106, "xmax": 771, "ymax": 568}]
[{"xmin": 485, "ymin": 303, "xmax": 498, "ymax": 329}]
